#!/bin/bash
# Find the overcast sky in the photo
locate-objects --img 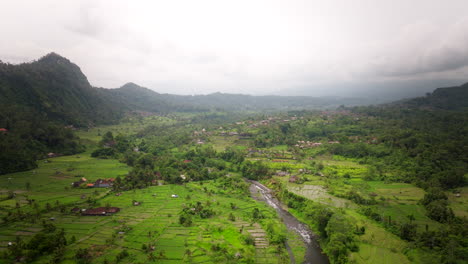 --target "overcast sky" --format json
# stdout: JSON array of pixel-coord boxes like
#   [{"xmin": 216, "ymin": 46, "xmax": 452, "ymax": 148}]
[{"xmin": 1, "ymin": 0, "xmax": 467, "ymax": 96}]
